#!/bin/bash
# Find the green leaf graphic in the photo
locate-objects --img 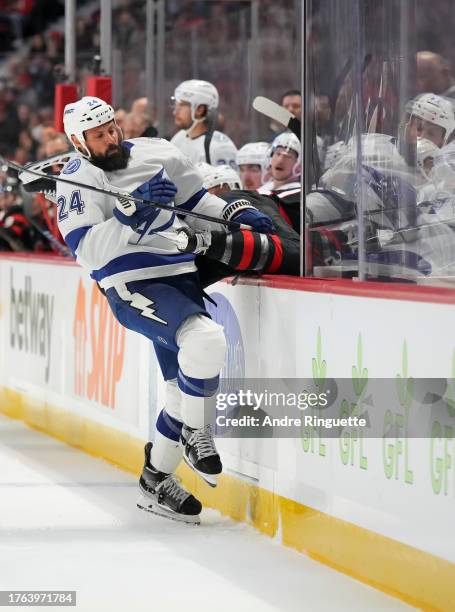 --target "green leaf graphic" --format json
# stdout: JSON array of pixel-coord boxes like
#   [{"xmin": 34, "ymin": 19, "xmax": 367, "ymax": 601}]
[
  {"xmin": 444, "ymin": 349, "xmax": 455, "ymax": 417},
  {"xmin": 312, "ymin": 357, "xmax": 318, "ymax": 381},
  {"xmin": 312, "ymin": 327, "xmax": 327, "ymax": 388},
  {"xmin": 352, "ymin": 334, "xmax": 368, "ymax": 397},
  {"xmin": 396, "ymin": 340, "xmax": 412, "ymax": 409}
]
